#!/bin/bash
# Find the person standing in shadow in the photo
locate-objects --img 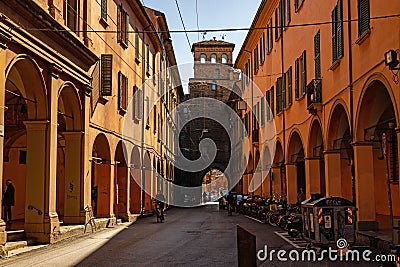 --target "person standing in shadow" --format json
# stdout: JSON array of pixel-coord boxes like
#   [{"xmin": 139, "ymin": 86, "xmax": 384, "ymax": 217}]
[{"xmin": 3, "ymin": 179, "xmax": 15, "ymax": 224}]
